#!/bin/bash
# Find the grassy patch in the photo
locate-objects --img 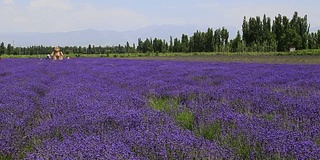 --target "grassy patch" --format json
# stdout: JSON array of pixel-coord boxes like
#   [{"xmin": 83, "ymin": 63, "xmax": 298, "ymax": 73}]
[
  {"xmin": 0, "ymin": 154, "xmax": 12, "ymax": 160},
  {"xmin": 149, "ymin": 96, "xmax": 194, "ymax": 130},
  {"xmin": 134, "ymin": 54, "xmax": 320, "ymax": 64},
  {"xmin": 315, "ymin": 137, "xmax": 320, "ymax": 146},
  {"xmin": 149, "ymin": 97, "xmax": 169, "ymax": 111},
  {"xmin": 176, "ymin": 110, "xmax": 194, "ymax": 130},
  {"xmin": 17, "ymin": 143, "xmax": 36, "ymax": 159},
  {"xmin": 263, "ymin": 113, "xmax": 274, "ymax": 121},
  {"xmin": 199, "ymin": 121, "xmax": 257, "ymax": 159},
  {"xmin": 227, "ymin": 135, "xmax": 252, "ymax": 160},
  {"xmin": 148, "ymin": 95, "xmax": 280, "ymax": 159},
  {"xmin": 5, "ymin": 51, "xmax": 320, "ymax": 64},
  {"xmin": 15, "ymin": 136, "xmax": 43, "ymax": 159},
  {"xmin": 201, "ymin": 122, "xmax": 222, "ymax": 141},
  {"xmin": 52, "ymin": 130, "xmax": 64, "ymax": 141},
  {"xmin": 149, "ymin": 97, "xmax": 180, "ymax": 114}
]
